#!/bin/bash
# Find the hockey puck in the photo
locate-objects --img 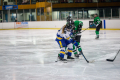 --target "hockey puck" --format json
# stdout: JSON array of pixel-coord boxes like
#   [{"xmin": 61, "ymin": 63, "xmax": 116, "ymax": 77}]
[{"xmin": 55, "ymin": 61, "xmax": 58, "ymax": 62}]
